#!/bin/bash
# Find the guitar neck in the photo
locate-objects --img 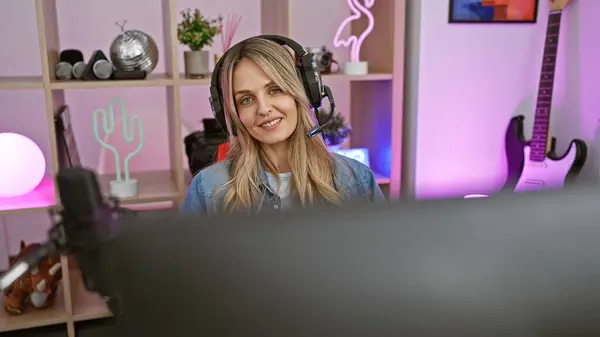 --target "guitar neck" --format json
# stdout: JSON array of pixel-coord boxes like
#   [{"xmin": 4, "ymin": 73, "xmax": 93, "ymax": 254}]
[{"xmin": 530, "ymin": 11, "xmax": 562, "ymax": 162}]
